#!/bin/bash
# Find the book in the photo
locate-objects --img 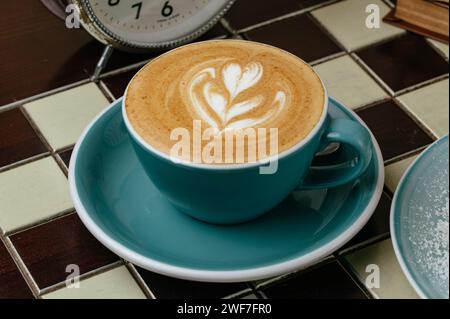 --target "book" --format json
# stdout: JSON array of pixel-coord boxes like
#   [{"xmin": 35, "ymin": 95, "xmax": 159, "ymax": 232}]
[{"xmin": 384, "ymin": 0, "xmax": 449, "ymax": 44}]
